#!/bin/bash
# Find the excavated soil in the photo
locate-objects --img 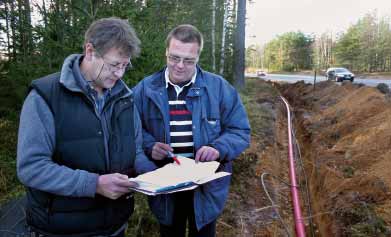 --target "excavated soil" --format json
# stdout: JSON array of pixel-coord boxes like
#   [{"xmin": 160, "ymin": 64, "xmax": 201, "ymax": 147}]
[
  {"xmin": 280, "ymin": 81, "xmax": 391, "ymax": 236},
  {"xmin": 217, "ymin": 79, "xmax": 391, "ymax": 236}
]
